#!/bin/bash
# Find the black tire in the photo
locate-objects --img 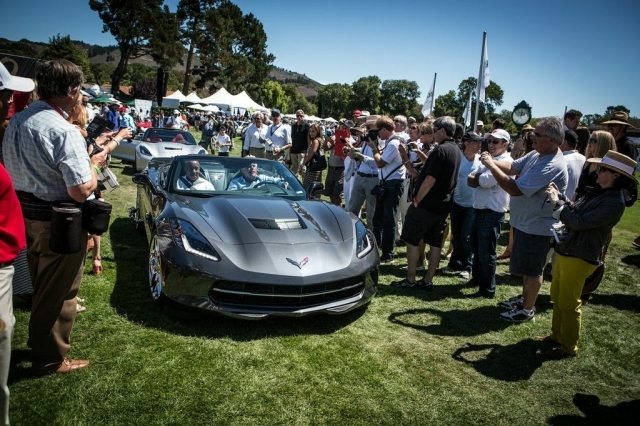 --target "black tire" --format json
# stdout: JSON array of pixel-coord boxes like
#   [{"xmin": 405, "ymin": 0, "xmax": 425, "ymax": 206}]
[{"xmin": 148, "ymin": 234, "xmax": 165, "ymax": 307}]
